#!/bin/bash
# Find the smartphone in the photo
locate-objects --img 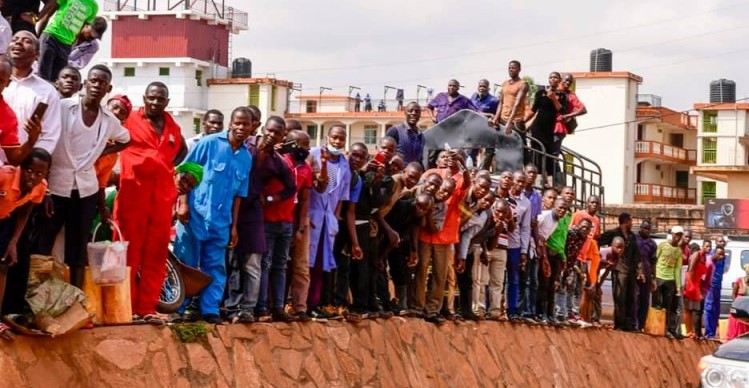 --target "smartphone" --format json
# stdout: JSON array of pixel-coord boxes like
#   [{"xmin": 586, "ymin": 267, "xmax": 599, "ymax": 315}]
[
  {"xmin": 374, "ymin": 153, "xmax": 386, "ymax": 164},
  {"xmin": 32, "ymin": 102, "xmax": 48, "ymax": 120},
  {"xmin": 277, "ymin": 140, "xmax": 297, "ymax": 155}
]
